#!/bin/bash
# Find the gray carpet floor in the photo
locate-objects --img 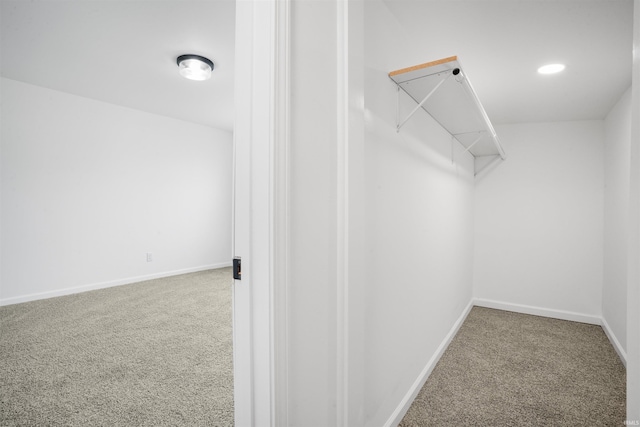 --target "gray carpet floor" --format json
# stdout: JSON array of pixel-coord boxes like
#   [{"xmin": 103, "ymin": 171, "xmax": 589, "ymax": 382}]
[
  {"xmin": 1, "ymin": 268, "xmax": 233, "ymax": 427},
  {"xmin": 3, "ymin": 279, "xmax": 626, "ymax": 426},
  {"xmin": 400, "ymin": 306, "xmax": 626, "ymax": 426}
]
